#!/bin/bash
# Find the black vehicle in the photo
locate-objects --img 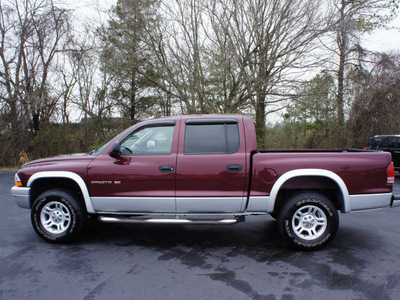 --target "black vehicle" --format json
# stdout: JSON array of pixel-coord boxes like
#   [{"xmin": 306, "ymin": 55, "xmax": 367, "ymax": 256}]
[{"xmin": 365, "ymin": 135, "xmax": 400, "ymax": 171}]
